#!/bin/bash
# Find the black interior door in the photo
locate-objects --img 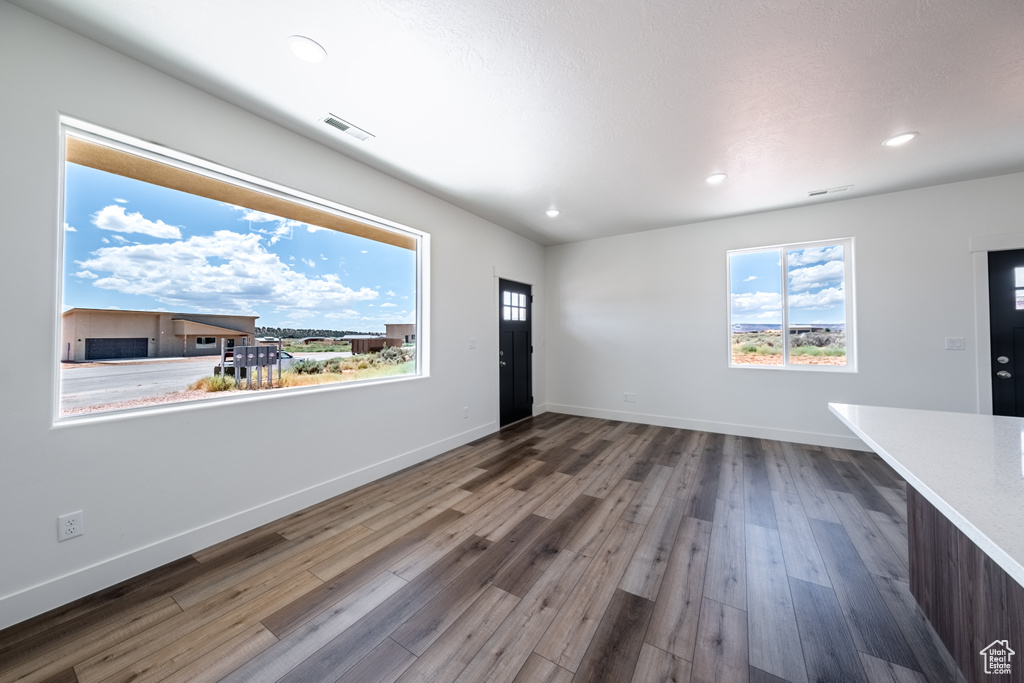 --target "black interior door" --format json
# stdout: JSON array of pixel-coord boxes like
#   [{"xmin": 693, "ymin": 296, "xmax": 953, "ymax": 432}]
[
  {"xmin": 988, "ymin": 249, "xmax": 1024, "ymax": 416},
  {"xmin": 499, "ymin": 278, "xmax": 532, "ymax": 427}
]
